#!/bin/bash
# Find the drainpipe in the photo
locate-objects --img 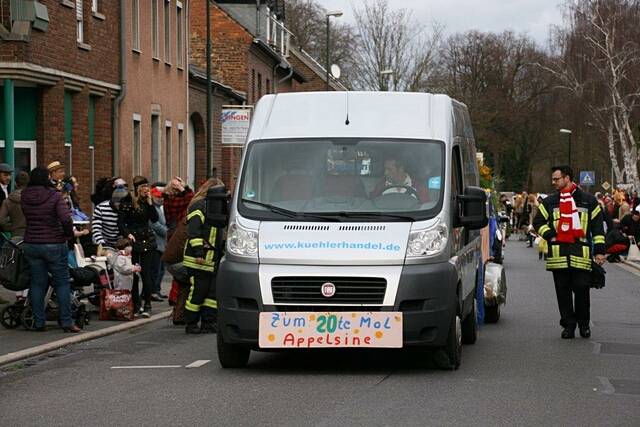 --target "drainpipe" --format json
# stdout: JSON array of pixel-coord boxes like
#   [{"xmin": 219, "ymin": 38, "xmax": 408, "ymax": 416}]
[
  {"xmin": 274, "ymin": 60, "xmax": 293, "ymax": 94},
  {"xmin": 255, "ymin": 0, "xmax": 260, "ymax": 38},
  {"xmin": 4, "ymin": 79, "xmax": 14, "ymax": 186},
  {"xmin": 111, "ymin": 0, "xmax": 127, "ymax": 176}
]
